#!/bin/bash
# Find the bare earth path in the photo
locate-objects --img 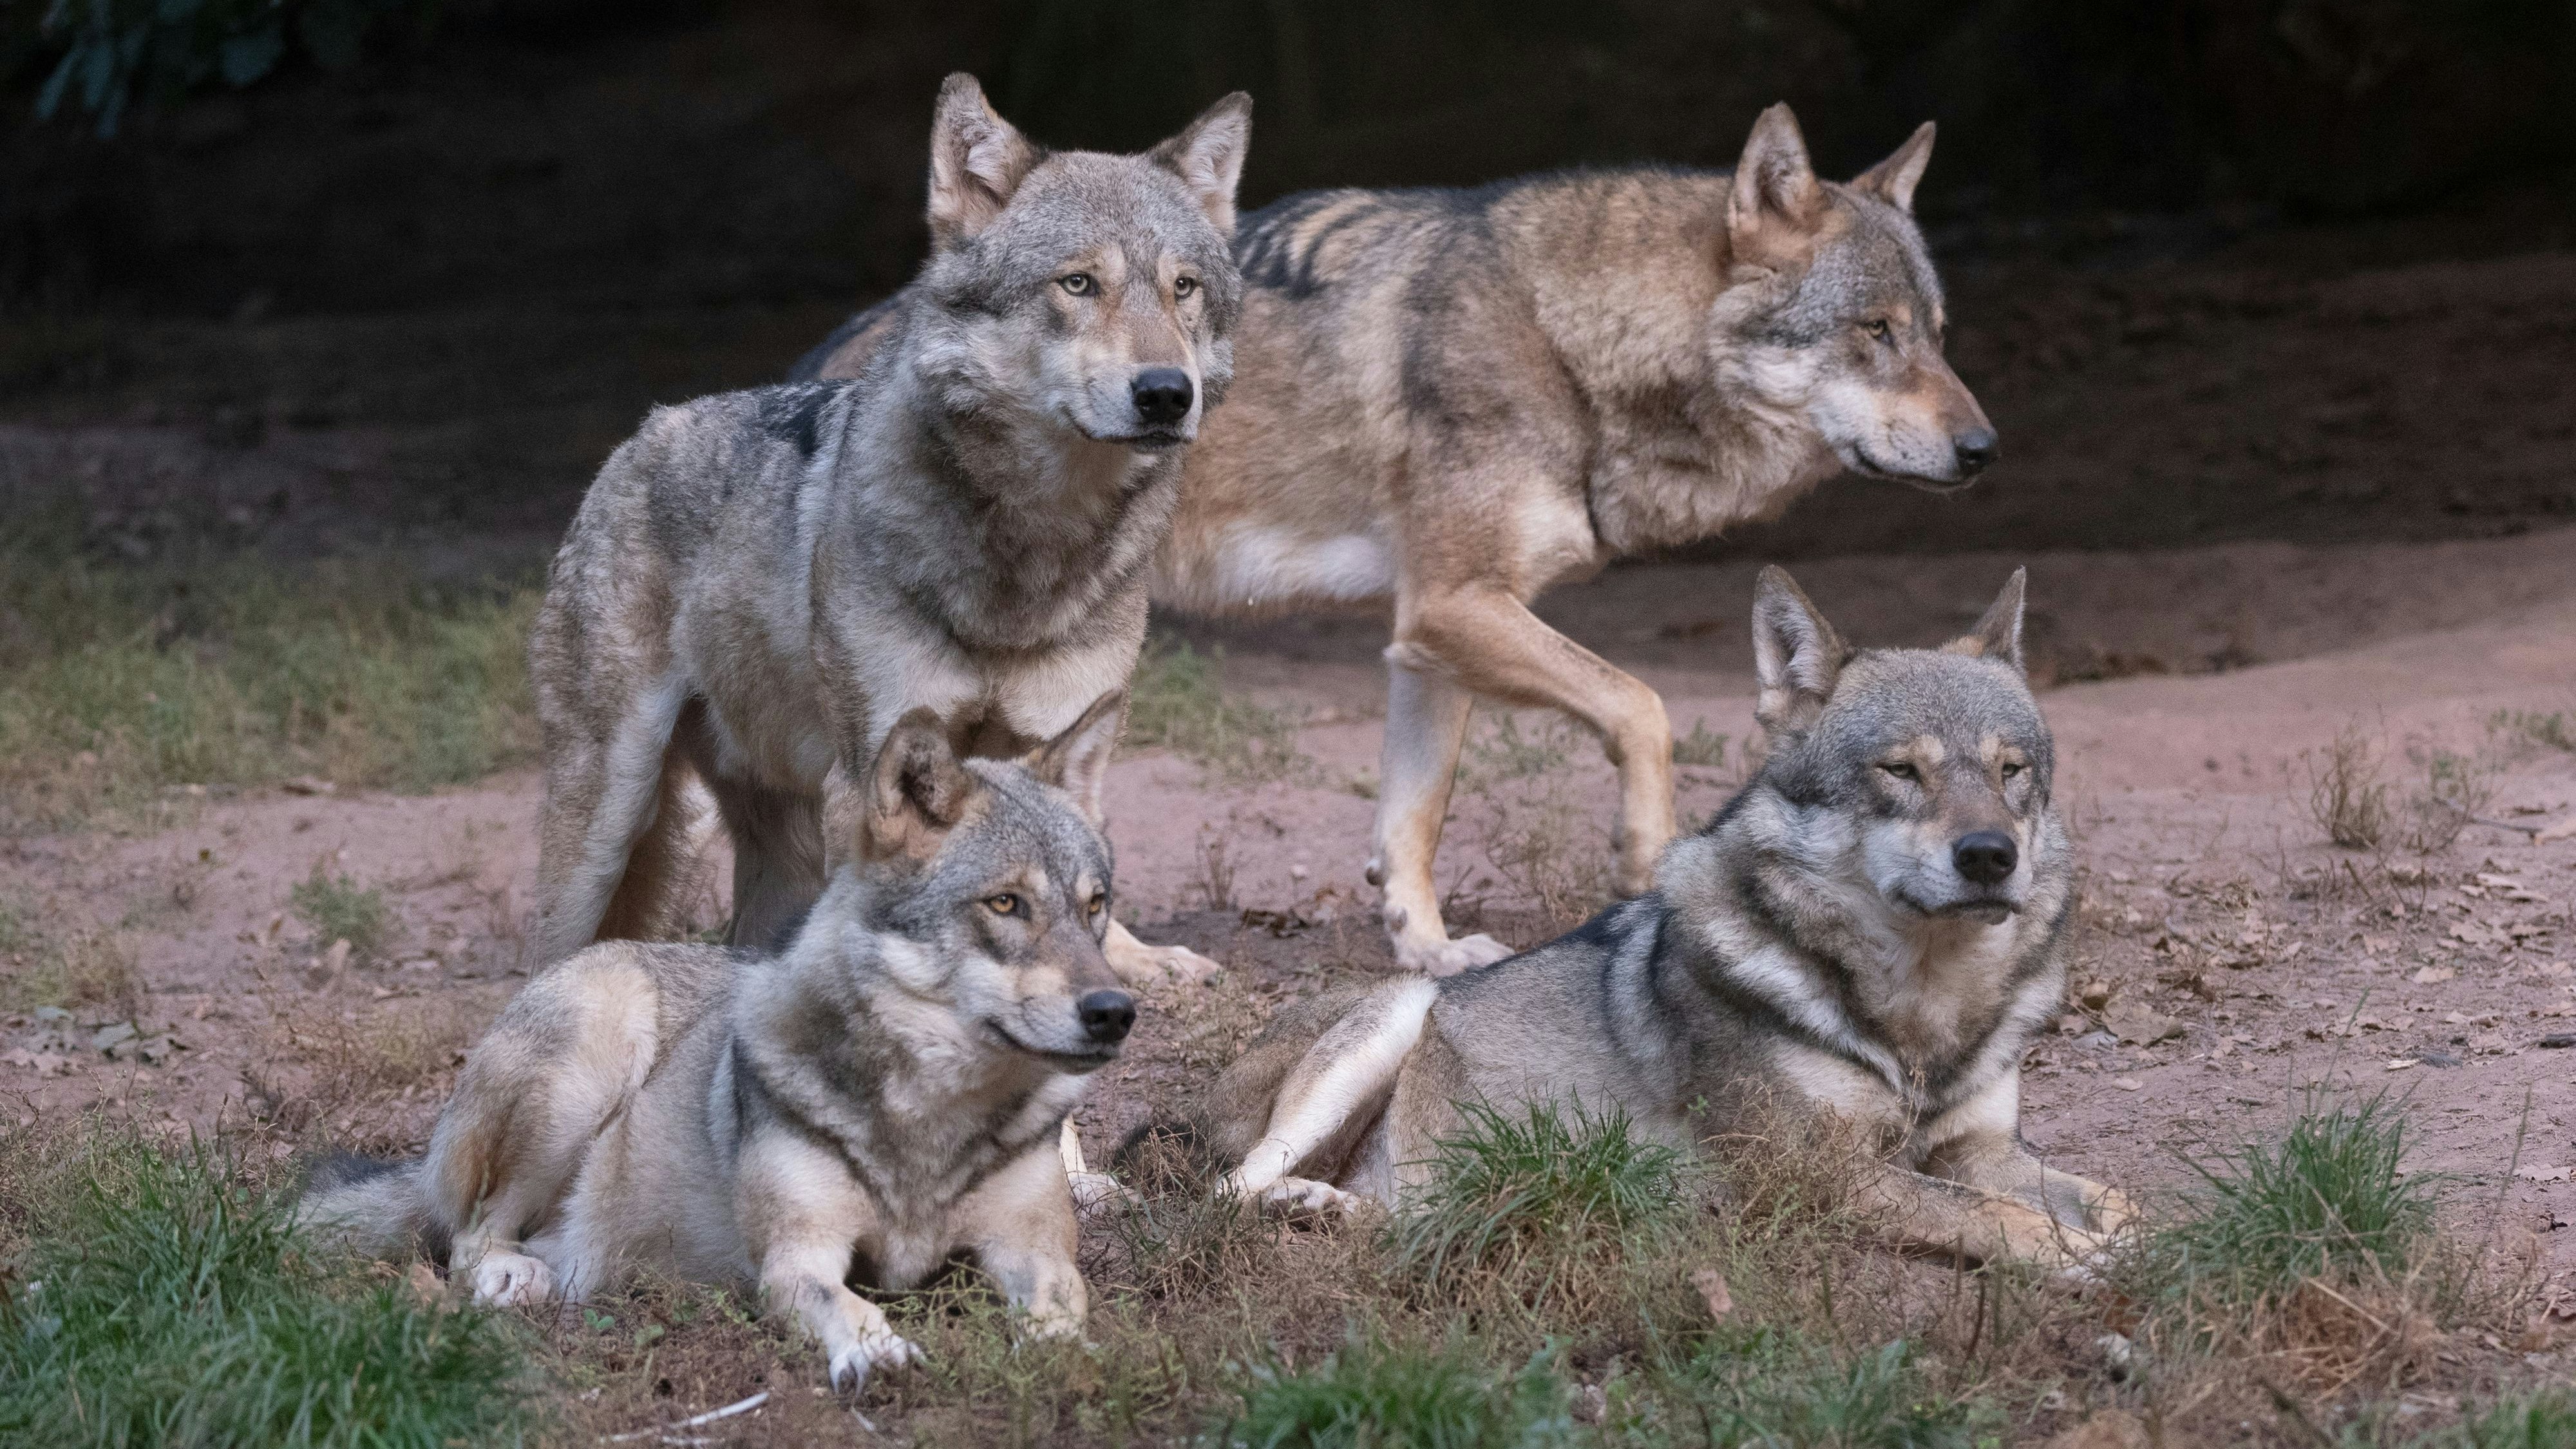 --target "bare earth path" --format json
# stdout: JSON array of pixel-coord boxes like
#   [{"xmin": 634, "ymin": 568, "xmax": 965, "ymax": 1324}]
[{"xmin": 5, "ymin": 526, "xmax": 2573, "ymax": 1301}]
